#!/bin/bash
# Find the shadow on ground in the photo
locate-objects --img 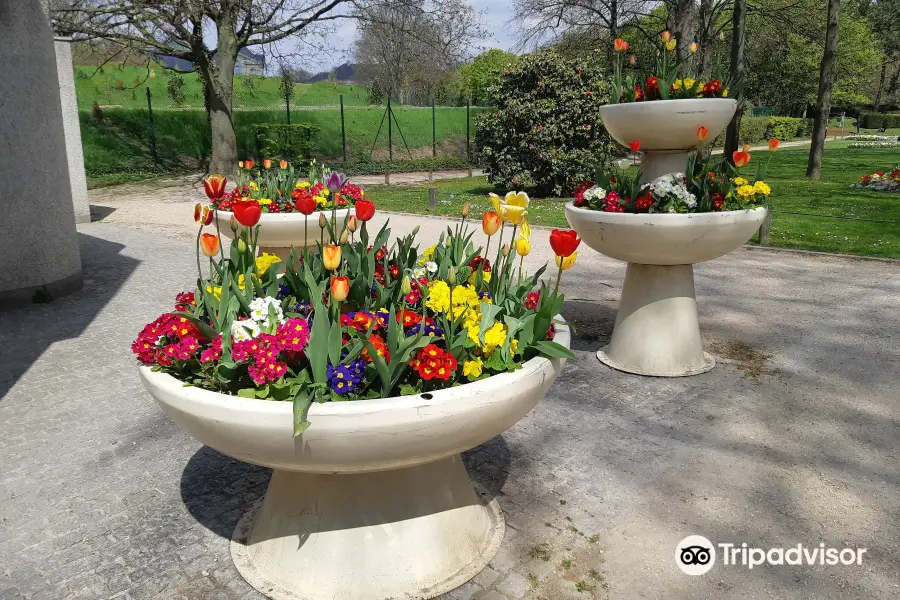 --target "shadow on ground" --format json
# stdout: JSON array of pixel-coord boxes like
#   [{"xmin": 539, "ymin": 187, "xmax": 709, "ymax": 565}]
[{"xmin": 0, "ymin": 231, "xmax": 138, "ymax": 401}]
